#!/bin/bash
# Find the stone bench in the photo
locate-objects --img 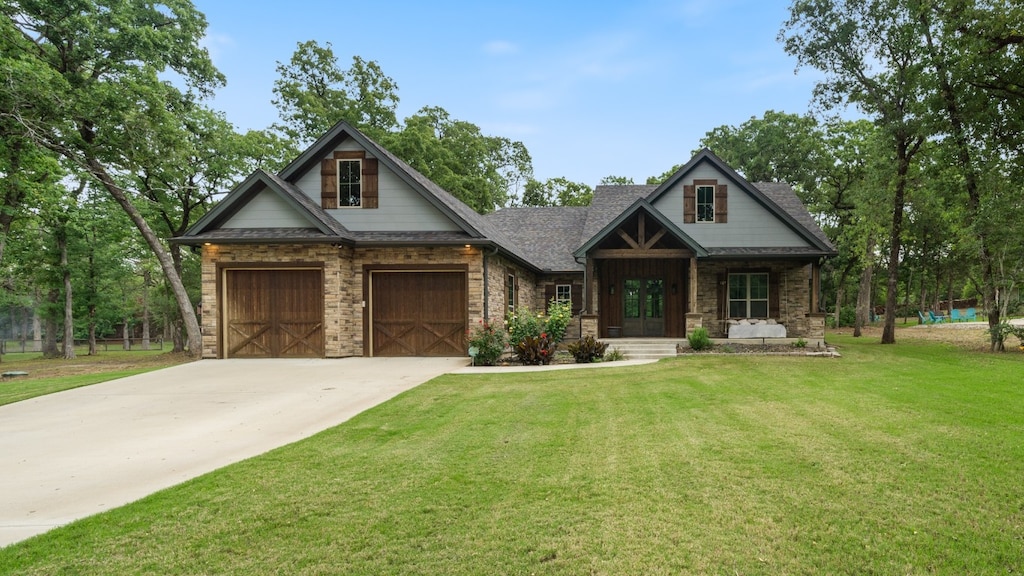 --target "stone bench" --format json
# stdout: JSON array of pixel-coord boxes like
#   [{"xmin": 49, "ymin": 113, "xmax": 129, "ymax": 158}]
[{"xmin": 727, "ymin": 319, "xmax": 787, "ymax": 339}]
